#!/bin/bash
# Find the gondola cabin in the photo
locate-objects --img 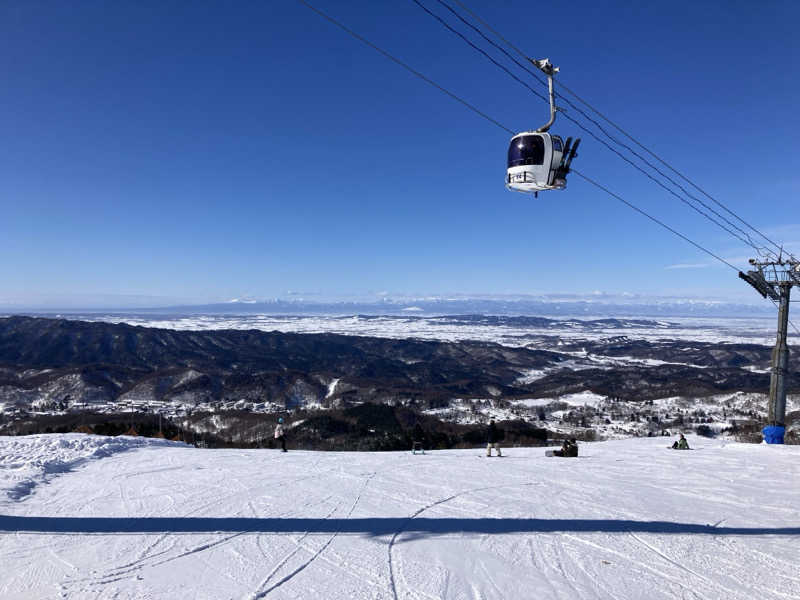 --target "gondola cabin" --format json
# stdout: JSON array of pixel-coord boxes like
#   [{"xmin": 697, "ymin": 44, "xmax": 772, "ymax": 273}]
[{"xmin": 506, "ymin": 132, "xmax": 567, "ymax": 193}]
